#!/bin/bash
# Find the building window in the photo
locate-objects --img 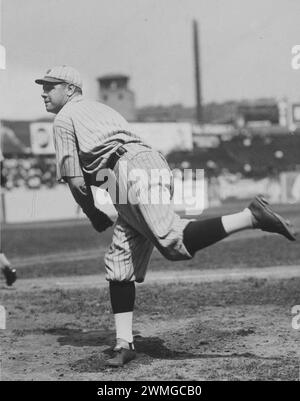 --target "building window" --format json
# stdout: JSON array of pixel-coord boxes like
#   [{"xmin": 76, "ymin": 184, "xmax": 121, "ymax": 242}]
[
  {"xmin": 118, "ymin": 93, "xmax": 123, "ymax": 100},
  {"xmin": 103, "ymin": 95, "xmax": 108, "ymax": 101}
]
